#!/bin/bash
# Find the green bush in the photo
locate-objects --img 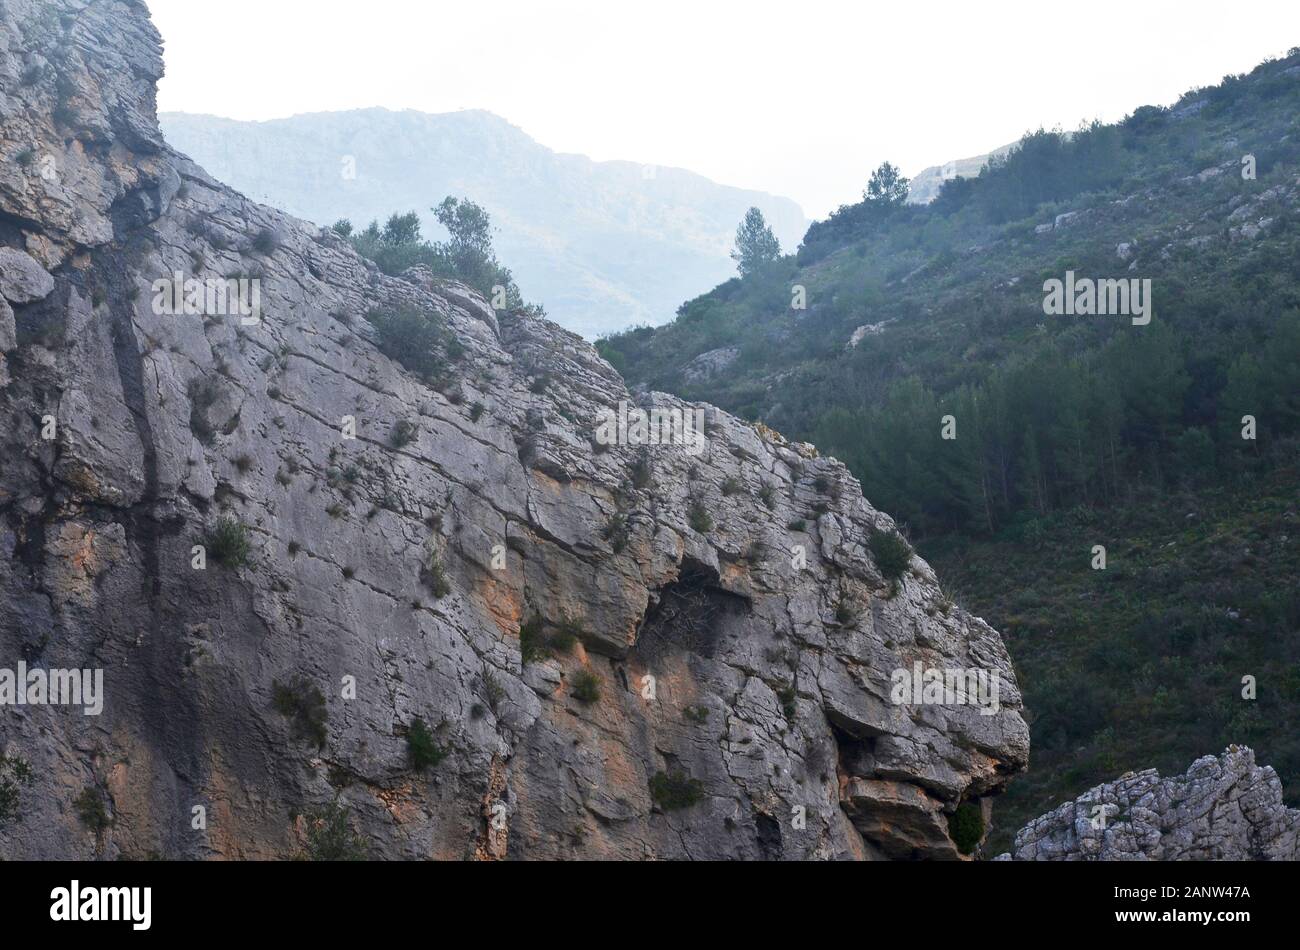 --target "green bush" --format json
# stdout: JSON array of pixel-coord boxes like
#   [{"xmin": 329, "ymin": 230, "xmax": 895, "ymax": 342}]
[
  {"xmin": 688, "ymin": 499, "xmax": 714, "ymax": 534},
  {"xmin": 390, "ymin": 419, "xmax": 418, "ymax": 448},
  {"xmin": 300, "ymin": 797, "xmax": 366, "ymax": 861},
  {"xmin": 74, "ymin": 786, "xmax": 111, "ymax": 832},
  {"xmin": 205, "ymin": 517, "xmax": 252, "ymax": 569},
  {"xmin": 548, "ymin": 619, "xmax": 582, "ymax": 653},
  {"xmin": 571, "ymin": 669, "xmax": 601, "ymax": 704},
  {"xmin": 649, "ymin": 770, "xmax": 705, "ymax": 811},
  {"xmin": 869, "ymin": 528, "xmax": 912, "ymax": 581},
  {"xmin": 406, "ymin": 717, "xmax": 447, "ymax": 770},
  {"xmin": 422, "ymin": 552, "xmax": 451, "ymax": 598},
  {"xmin": 519, "ymin": 614, "xmax": 586, "ymax": 663},
  {"xmin": 948, "ymin": 802, "xmax": 984, "ymax": 855},
  {"xmin": 602, "ymin": 513, "xmax": 629, "ymax": 553},
  {"xmin": 776, "ymin": 686, "xmax": 797, "ymax": 720},
  {"xmin": 272, "ymin": 676, "xmax": 328, "ymax": 748},
  {"xmin": 519, "ymin": 614, "xmax": 548, "ymax": 664},
  {"xmin": 366, "ymin": 305, "xmax": 450, "ymax": 383},
  {"xmin": 251, "ymin": 228, "xmax": 280, "ymax": 255}
]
